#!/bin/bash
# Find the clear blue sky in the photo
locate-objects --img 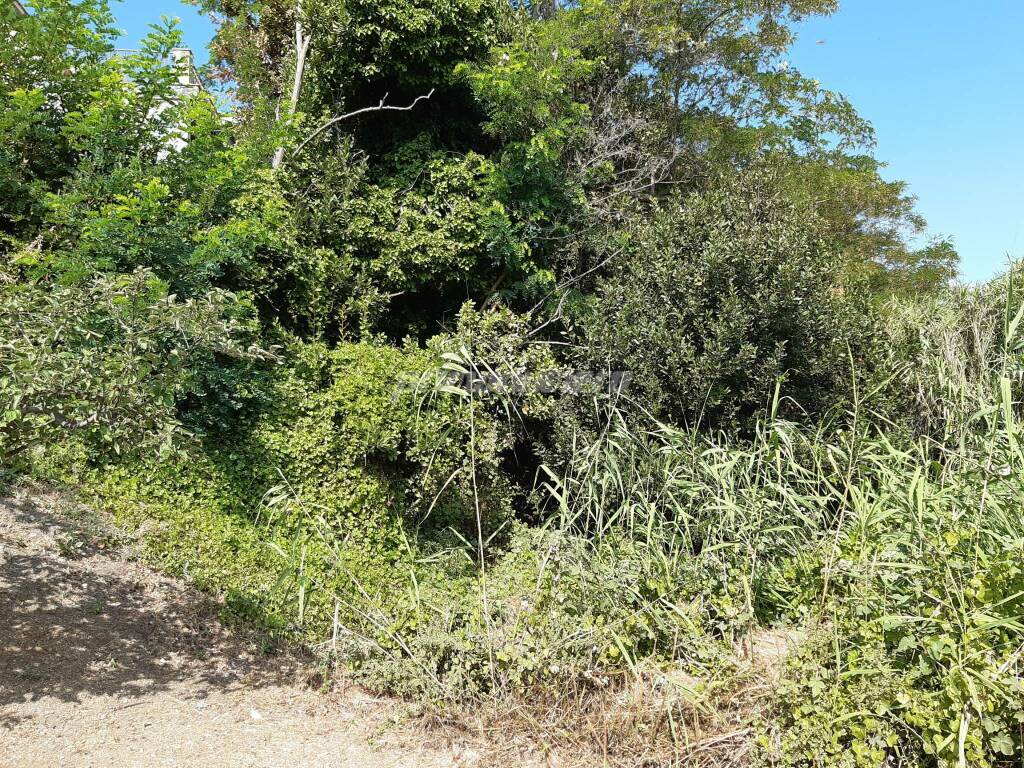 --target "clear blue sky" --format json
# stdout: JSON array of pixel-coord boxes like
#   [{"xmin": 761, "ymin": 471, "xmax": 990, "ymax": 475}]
[
  {"xmin": 113, "ymin": 0, "xmax": 1023, "ymax": 283},
  {"xmin": 790, "ymin": 1, "xmax": 1024, "ymax": 282}
]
